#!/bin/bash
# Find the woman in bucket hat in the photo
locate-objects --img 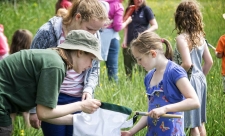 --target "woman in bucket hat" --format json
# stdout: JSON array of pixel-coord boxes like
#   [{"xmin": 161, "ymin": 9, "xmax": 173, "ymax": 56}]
[{"xmin": 0, "ymin": 30, "xmax": 102, "ymax": 136}]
